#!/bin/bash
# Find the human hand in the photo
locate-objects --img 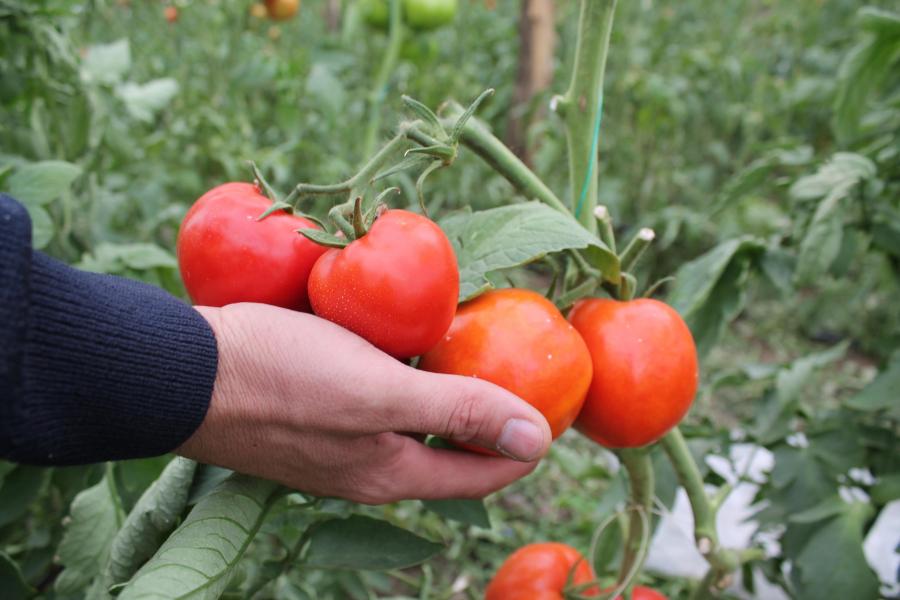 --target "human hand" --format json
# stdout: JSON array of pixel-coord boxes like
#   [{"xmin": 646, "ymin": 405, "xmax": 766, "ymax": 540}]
[{"xmin": 177, "ymin": 303, "xmax": 552, "ymax": 504}]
